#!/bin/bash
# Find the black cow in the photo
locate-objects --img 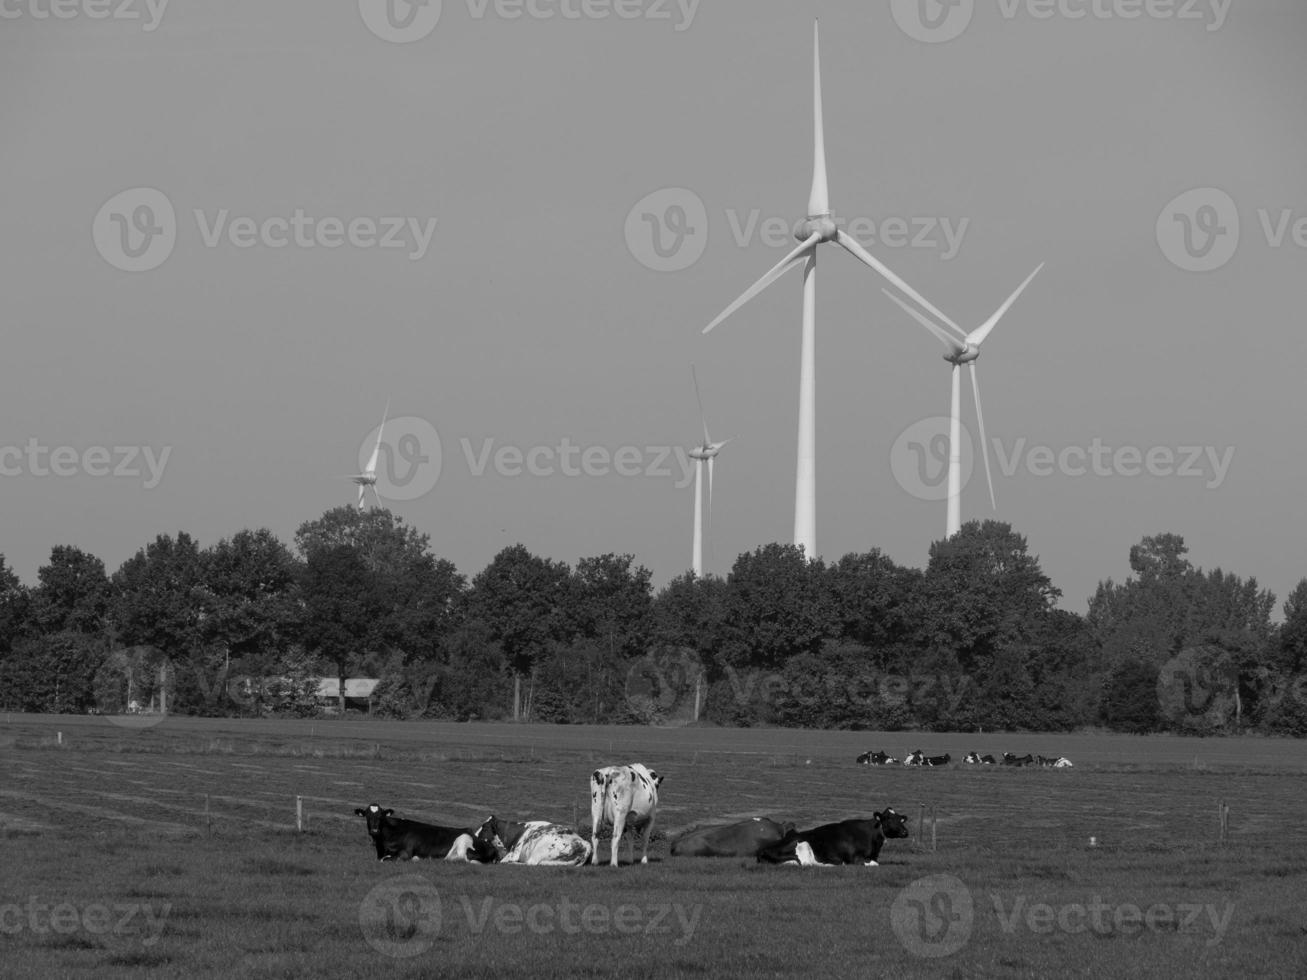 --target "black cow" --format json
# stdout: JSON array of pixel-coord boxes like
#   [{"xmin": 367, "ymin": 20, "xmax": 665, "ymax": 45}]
[
  {"xmin": 1002, "ymin": 753, "xmax": 1034, "ymax": 767},
  {"xmin": 756, "ymin": 809, "xmax": 910, "ymax": 867},
  {"xmin": 670, "ymin": 818, "xmax": 797, "ymax": 858},
  {"xmin": 353, "ymin": 804, "xmax": 497, "ymax": 863},
  {"xmin": 964, "ymin": 752, "xmax": 996, "ymax": 765},
  {"xmin": 856, "ymin": 750, "xmax": 897, "ymax": 766}
]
